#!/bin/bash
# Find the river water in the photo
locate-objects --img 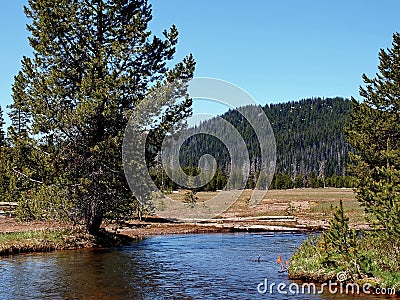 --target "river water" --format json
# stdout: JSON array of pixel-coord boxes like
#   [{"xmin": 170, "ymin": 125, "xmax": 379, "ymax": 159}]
[{"xmin": 0, "ymin": 233, "xmax": 390, "ymax": 299}]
